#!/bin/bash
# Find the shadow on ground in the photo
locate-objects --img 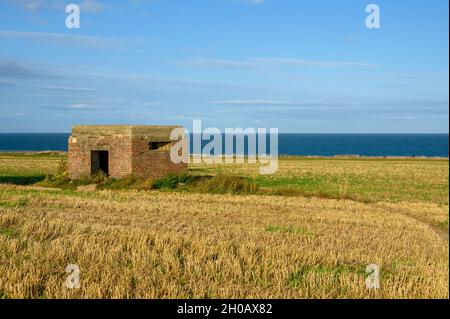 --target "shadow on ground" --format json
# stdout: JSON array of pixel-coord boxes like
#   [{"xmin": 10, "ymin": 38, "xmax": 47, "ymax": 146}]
[{"xmin": 0, "ymin": 175, "xmax": 46, "ymax": 185}]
